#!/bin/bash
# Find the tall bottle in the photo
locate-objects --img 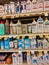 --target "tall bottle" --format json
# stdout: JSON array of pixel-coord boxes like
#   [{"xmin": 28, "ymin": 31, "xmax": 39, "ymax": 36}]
[
  {"xmin": 16, "ymin": 1, "xmax": 21, "ymax": 13},
  {"xmin": 10, "ymin": 21, "xmax": 13, "ymax": 34},
  {"xmin": 27, "ymin": 23, "xmax": 32, "ymax": 33},
  {"xmin": 44, "ymin": 17, "xmax": 49, "ymax": 33},
  {"xmin": 0, "ymin": 21, "xmax": 5, "ymax": 35},
  {"xmin": 13, "ymin": 23, "xmax": 17, "ymax": 34},
  {"xmin": 10, "ymin": 2, "xmax": 15, "ymax": 14},
  {"xmin": 9, "ymin": 37, "xmax": 14, "ymax": 49},
  {"xmin": 32, "ymin": 19, "xmax": 37, "ymax": 33},
  {"xmin": 0, "ymin": 38, "xmax": 4, "ymax": 50},
  {"xmin": 37, "ymin": 16, "xmax": 44, "ymax": 33},
  {"xmin": 18, "ymin": 51, "xmax": 23, "ymax": 65},
  {"xmin": 4, "ymin": 37, "xmax": 10, "ymax": 50},
  {"xmin": 5, "ymin": 19, "xmax": 10, "ymax": 35},
  {"xmin": 21, "ymin": 1, "xmax": 26, "ymax": 13},
  {"xmin": 16, "ymin": 20, "xmax": 22, "ymax": 34},
  {"xmin": 13, "ymin": 36, "xmax": 18, "ymax": 49},
  {"xmin": 27, "ymin": 51, "xmax": 31, "ymax": 64},
  {"xmin": 12, "ymin": 53, "xmax": 18, "ymax": 65},
  {"xmin": 26, "ymin": 0, "xmax": 31, "ymax": 12}
]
